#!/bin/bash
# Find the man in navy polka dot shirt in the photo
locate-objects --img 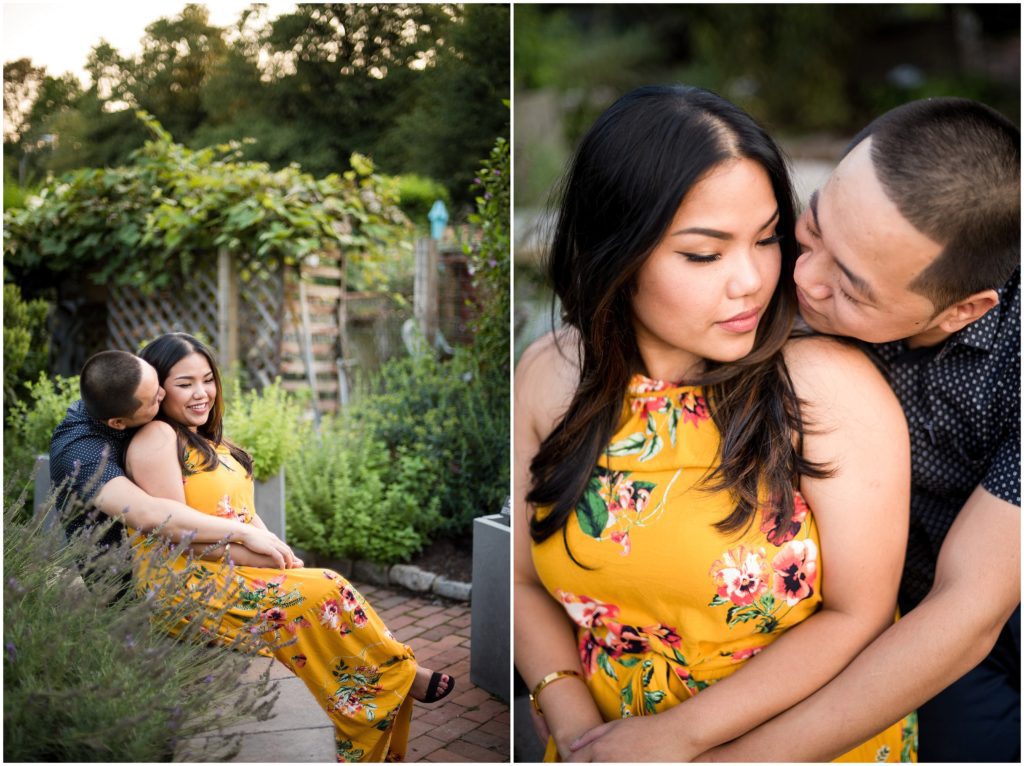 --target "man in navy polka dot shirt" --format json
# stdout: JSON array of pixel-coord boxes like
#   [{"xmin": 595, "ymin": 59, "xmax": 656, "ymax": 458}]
[
  {"xmin": 703, "ymin": 100, "xmax": 1019, "ymax": 760},
  {"xmin": 49, "ymin": 350, "xmax": 299, "ymax": 568}
]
